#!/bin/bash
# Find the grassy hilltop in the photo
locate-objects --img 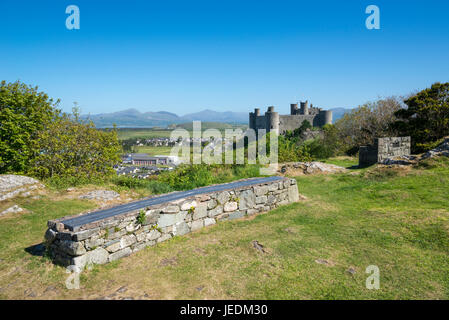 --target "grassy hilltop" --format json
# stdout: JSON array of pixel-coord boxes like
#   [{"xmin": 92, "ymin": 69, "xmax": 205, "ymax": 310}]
[{"xmin": 0, "ymin": 157, "xmax": 448, "ymax": 299}]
